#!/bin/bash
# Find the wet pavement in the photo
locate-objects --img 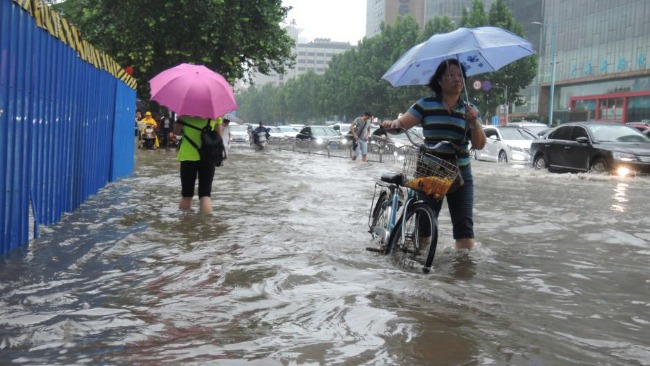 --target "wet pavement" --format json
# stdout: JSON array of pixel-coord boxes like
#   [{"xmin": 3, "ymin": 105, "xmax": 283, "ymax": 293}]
[{"xmin": 1, "ymin": 143, "xmax": 649, "ymax": 365}]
